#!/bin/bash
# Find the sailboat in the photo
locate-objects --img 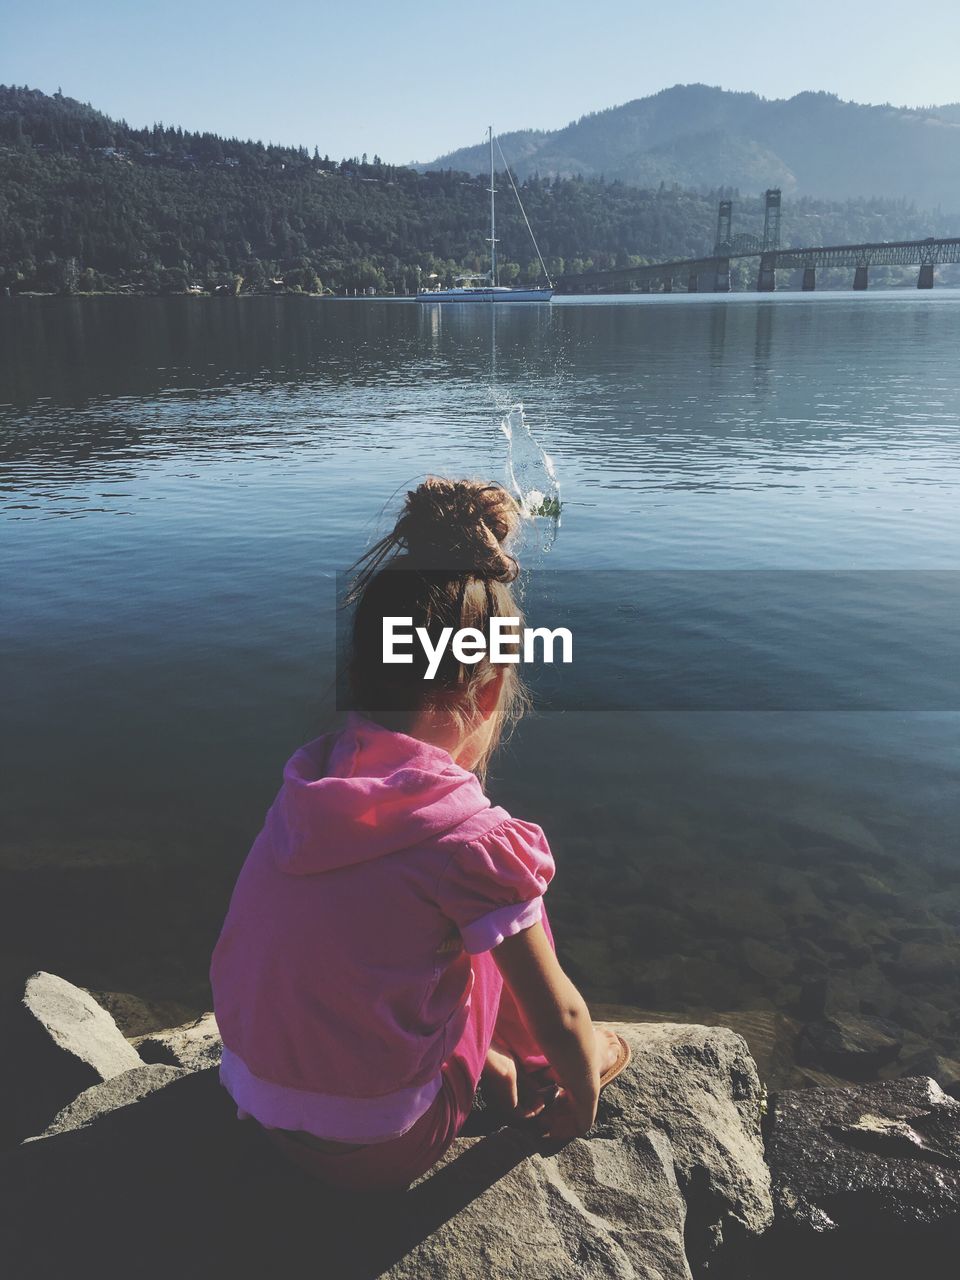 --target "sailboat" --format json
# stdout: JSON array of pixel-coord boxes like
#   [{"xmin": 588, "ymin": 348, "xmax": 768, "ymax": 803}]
[{"xmin": 417, "ymin": 127, "xmax": 554, "ymax": 303}]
